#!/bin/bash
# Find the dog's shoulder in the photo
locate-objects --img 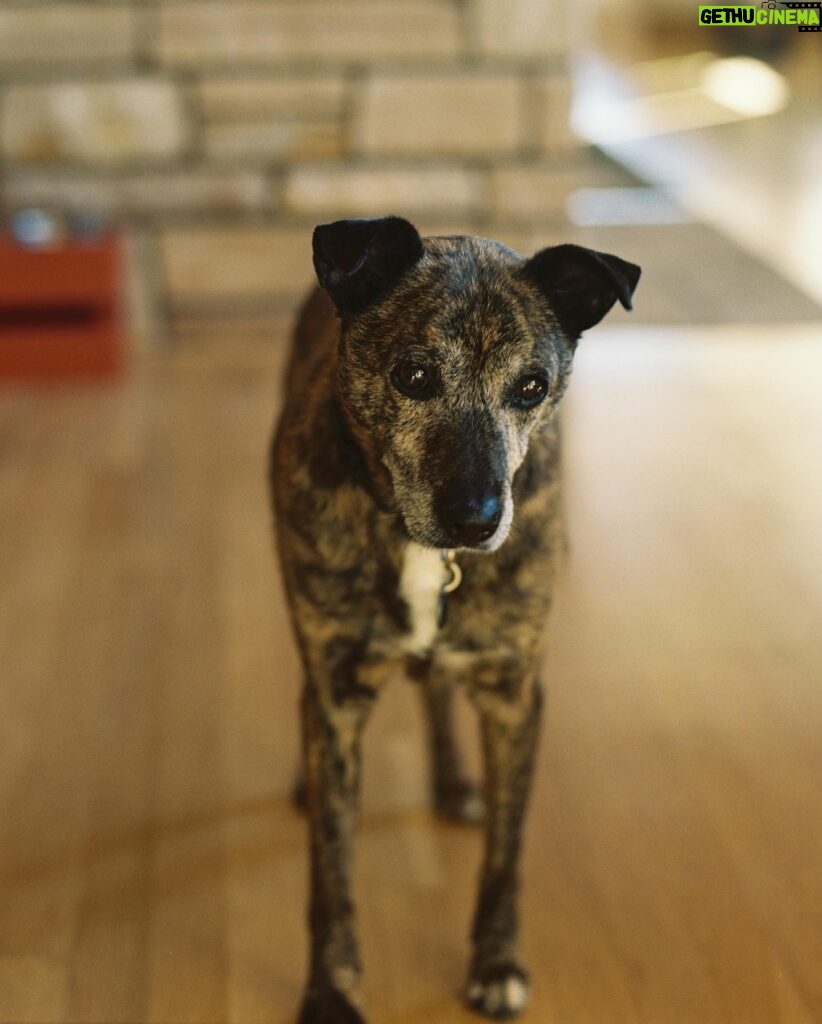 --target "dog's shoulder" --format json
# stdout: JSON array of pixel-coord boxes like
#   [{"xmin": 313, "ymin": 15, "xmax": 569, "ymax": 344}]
[{"xmin": 282, "ymin": 286, "xmax": 338, "ymax": 402}]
